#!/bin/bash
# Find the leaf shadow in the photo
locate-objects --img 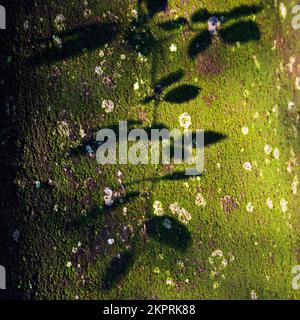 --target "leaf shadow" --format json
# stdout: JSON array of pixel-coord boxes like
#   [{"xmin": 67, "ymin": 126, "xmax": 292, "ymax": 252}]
[
  {"xmin": 220, "ymin": 20, "xmax": 261, "ymax": 44},
  {"xmin": 188, "ymin": 29, "xmax": 212, "ymax": 59},
  {"xmin": 203, "ymin": 130, "xmax": 227, "ymax": 146},
  {"xmin": 144, "ymin": 0, "xmax": 169, "ymax": 18},
  {"xmin": 146, "ymin": 216, "xmax": 192, "ymax": 252},
  {"xmin": 156, "ymin": 69, "xmax": 185, "ymax": 89},
  {"xmin": 67, "ymin": 120, "xmax": 143, "ymax": 159},
  {"xmin": 164, "ymin": 84, "xmax": 201, "ymax": 104},
  {"xmin": 102, "ymin": 250, "xmax": 136, "ymax": 290},
  {"xmin": 142, "ymin": 69, "xmax": 185, "ymax": 103},
  {"xmin": 101, "ymin": 213, "xmax": 192, "ymax": 290},
  {"xmin": 188, "ymin": 4, "xmax": 263, "ymax": 59}
]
